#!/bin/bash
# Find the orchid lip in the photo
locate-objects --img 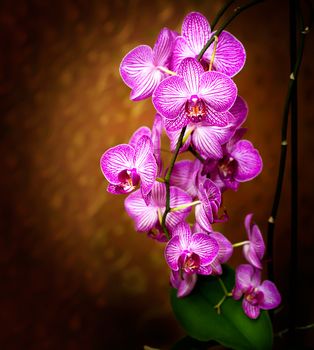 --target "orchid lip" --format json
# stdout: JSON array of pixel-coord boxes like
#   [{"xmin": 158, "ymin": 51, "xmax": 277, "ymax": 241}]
[
  {"xmin": 185, "ymin": 95, "xmax": 206, "ymax": 123},
  {"xmin": 118, "ymin": 168, "xmax": 140, "ymax": 192},
  {"xmin": 218, "ymin": 155, "xmax": 238, "ymax": 179},
  {"xmin": 179, "ymin": 251, "xmax": 201, "ymax": 274}
]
